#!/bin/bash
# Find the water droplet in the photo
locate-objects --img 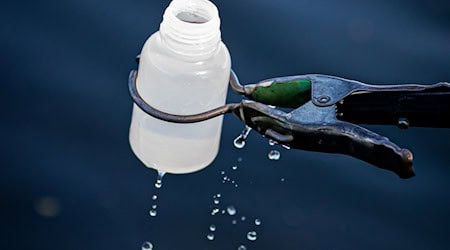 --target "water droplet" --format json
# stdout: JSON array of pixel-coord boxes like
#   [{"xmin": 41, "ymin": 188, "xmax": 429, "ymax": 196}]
[
  {"xmin": 232, "ymin": 219, "xmax": 237, "ymax": 224},
  {"xmin": 234, "ymin": 137, "xmax": 246, "ymax": 149},
  {"xmin": 233, "ymin": 126, "xmax": 252, "ymax": 149},
  {"xmin": 206, "ymin": 233, "xmax": 215, "ymax": 241},
  {"xmin": 209, "ymin": 224, "xmax": 216, "ymax": 232},
  {"xmin": 238, "ymin": 245, "xmax": 247, "ymax": 250},
  {"xmin": 154, "ymin": 171, "xmax": 166, "ymax": 189},
  {"xmin": 221, "ymin": 210, "xmax": 226, "ymax": 214},
  {"xmin": 269, "ymin": 139, "xmax": 277, "ymax": 146},
  {"xmin": 216, "ymin": 193, "xmax": 221, "ymax": 198},
  {"xmin": 211, "ymin": 208, "xmax": 219, "ymax": 215},
  {"xmin": 149, "ymin": 210, "xmax": 157, "ymax": 217},
  {"xmin": 221, "ymin": 171, "xmax": 225, "ymax": 175},
  {"xmin": 214, "ymin": 199, "xmax": 220, "ymax": 205},
  {"xmin": 268, "ymin": 150, "xmax": 281, "ymax": 160},
  {"xmin": 227, "ymin": 206, "xmax": 236, "ymax": 216},
  {"xmin": 241, "ymin": 216, "xmax": 246, "ymax": 221},
  {"xmin": 247, "ymin": 231, "xmax": 257, "ymax": 241},
  {"xmin": 141, "ymin": 241, "xmax": 153, "ymax": 250},
  {"xmin": 237, "ymin": 157, "xmax": 243, "ymax": 162},
  {"xmin": 255, "ymin": 218, "xmax": 261, "ymax": 226},
  {"xmin": 152, "ymin": 195, "xmax": 157, "ymax": 201},
  {"xmin": 281, "ymin": 178, "xmax": 285, "ymax": 182},
  {"xmin": 232, "ymin": 165, "xmax": 238, "ymax": 171},
  {"xmin": 234, "ymin": 184, "xmax": 239, "ymax": 188},
  {"xmin": 231, "ymin": 180, "xmax": 235, "ymax": 184},
  {"xmin": 223, "ymin": 176, "xmax": 228, "ymax": 181},
  {"xmin": 152, "ymin": 204, "xmax": 157, "ymax": 209}
]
